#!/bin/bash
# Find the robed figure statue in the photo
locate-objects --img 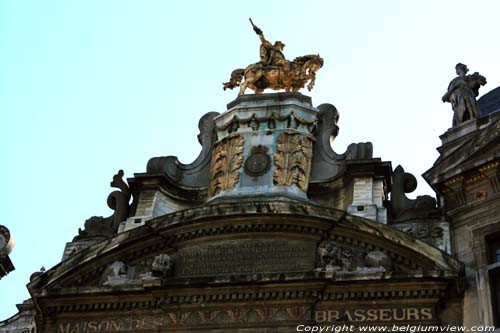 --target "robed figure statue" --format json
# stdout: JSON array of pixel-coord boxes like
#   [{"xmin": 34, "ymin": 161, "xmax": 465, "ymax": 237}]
[{"xmin": 442, "ymin": 63, "xmax": 486, "ymax": 126}]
